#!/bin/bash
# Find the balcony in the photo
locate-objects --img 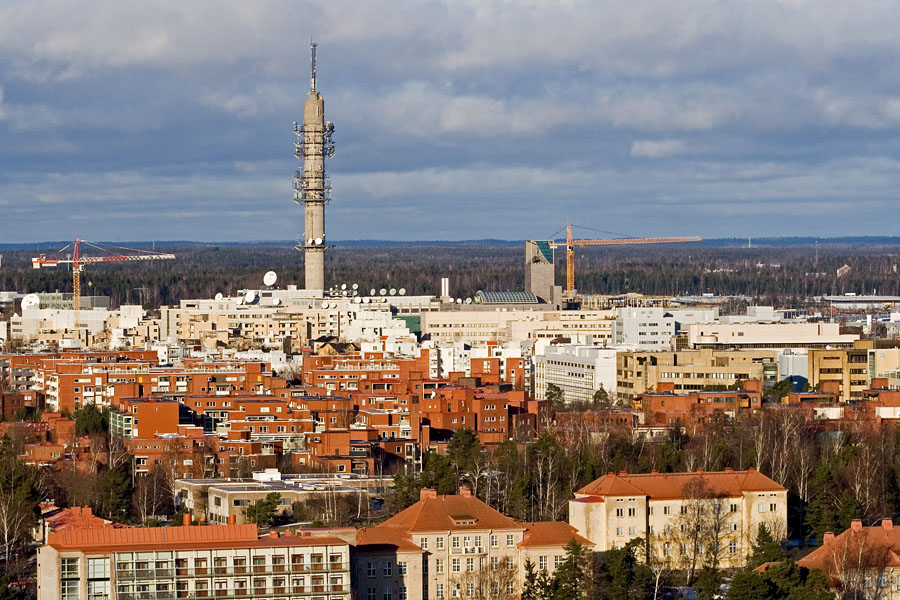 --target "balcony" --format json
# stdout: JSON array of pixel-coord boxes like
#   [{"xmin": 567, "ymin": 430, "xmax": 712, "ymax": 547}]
[
  {"xmin": 449, "ymin": 546, "xmax": 486, "ymax": 555},
  {"xmin": 125, "ymin": 563, "xmax": 350, "ymax": 580},
  {"xmin": 118, "ymin": 584, "xmax": 349, "ymax": 600}
]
